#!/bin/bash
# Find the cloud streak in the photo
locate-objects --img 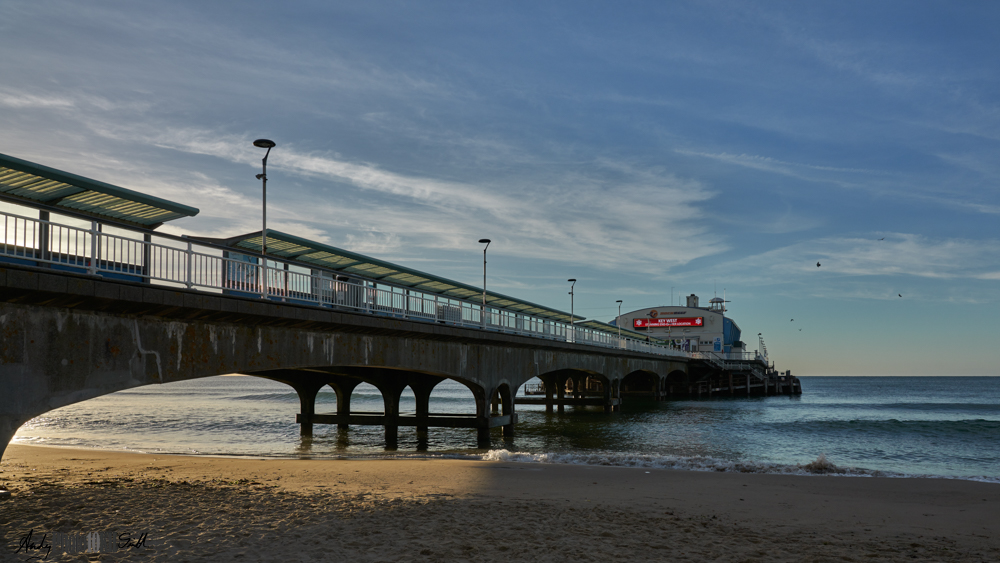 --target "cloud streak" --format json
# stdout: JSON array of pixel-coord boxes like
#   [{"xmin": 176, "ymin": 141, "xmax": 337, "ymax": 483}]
[
  {"xmin": 49, "ymin": 122, "xmax": 725, "ymax": 274},
  {"xmin": 691, "ymin": 233, "xmax": 1000, "ymax": 291}
]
